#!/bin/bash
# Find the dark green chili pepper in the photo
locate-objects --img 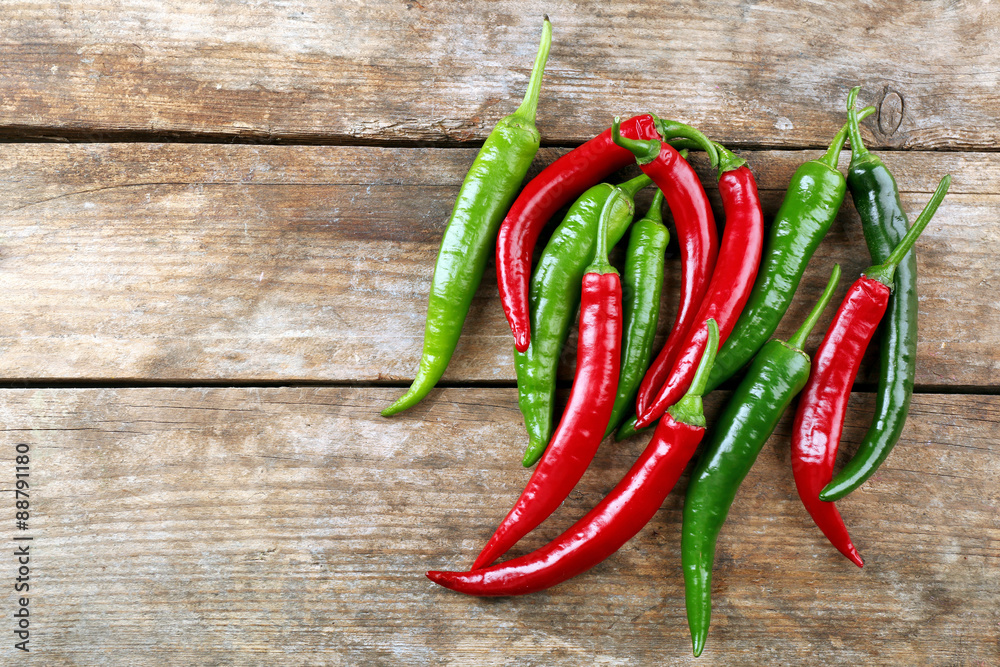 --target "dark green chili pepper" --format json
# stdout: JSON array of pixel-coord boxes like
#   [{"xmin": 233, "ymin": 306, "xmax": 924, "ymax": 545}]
[
  {"xmin": 382, "ymin": 18, "xmax": 552, "ymax": 417},
  {"xmin": 820, "ymin": 87, "xmax": 918, "ymax": 500},
  {"xmin": 605, "ymin": 186, "xmax": 670, "ymax": 437},
  {"xmin": 704, "ymin": 107, "xmax": 875, "ymax": 393},
  {"xmin": 517, "ymin": 172, "xmax": 653, "ymax": 466},
  {"xmin": 682, "ymin": 264, "xmax": 841, "ymax": 658}
]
